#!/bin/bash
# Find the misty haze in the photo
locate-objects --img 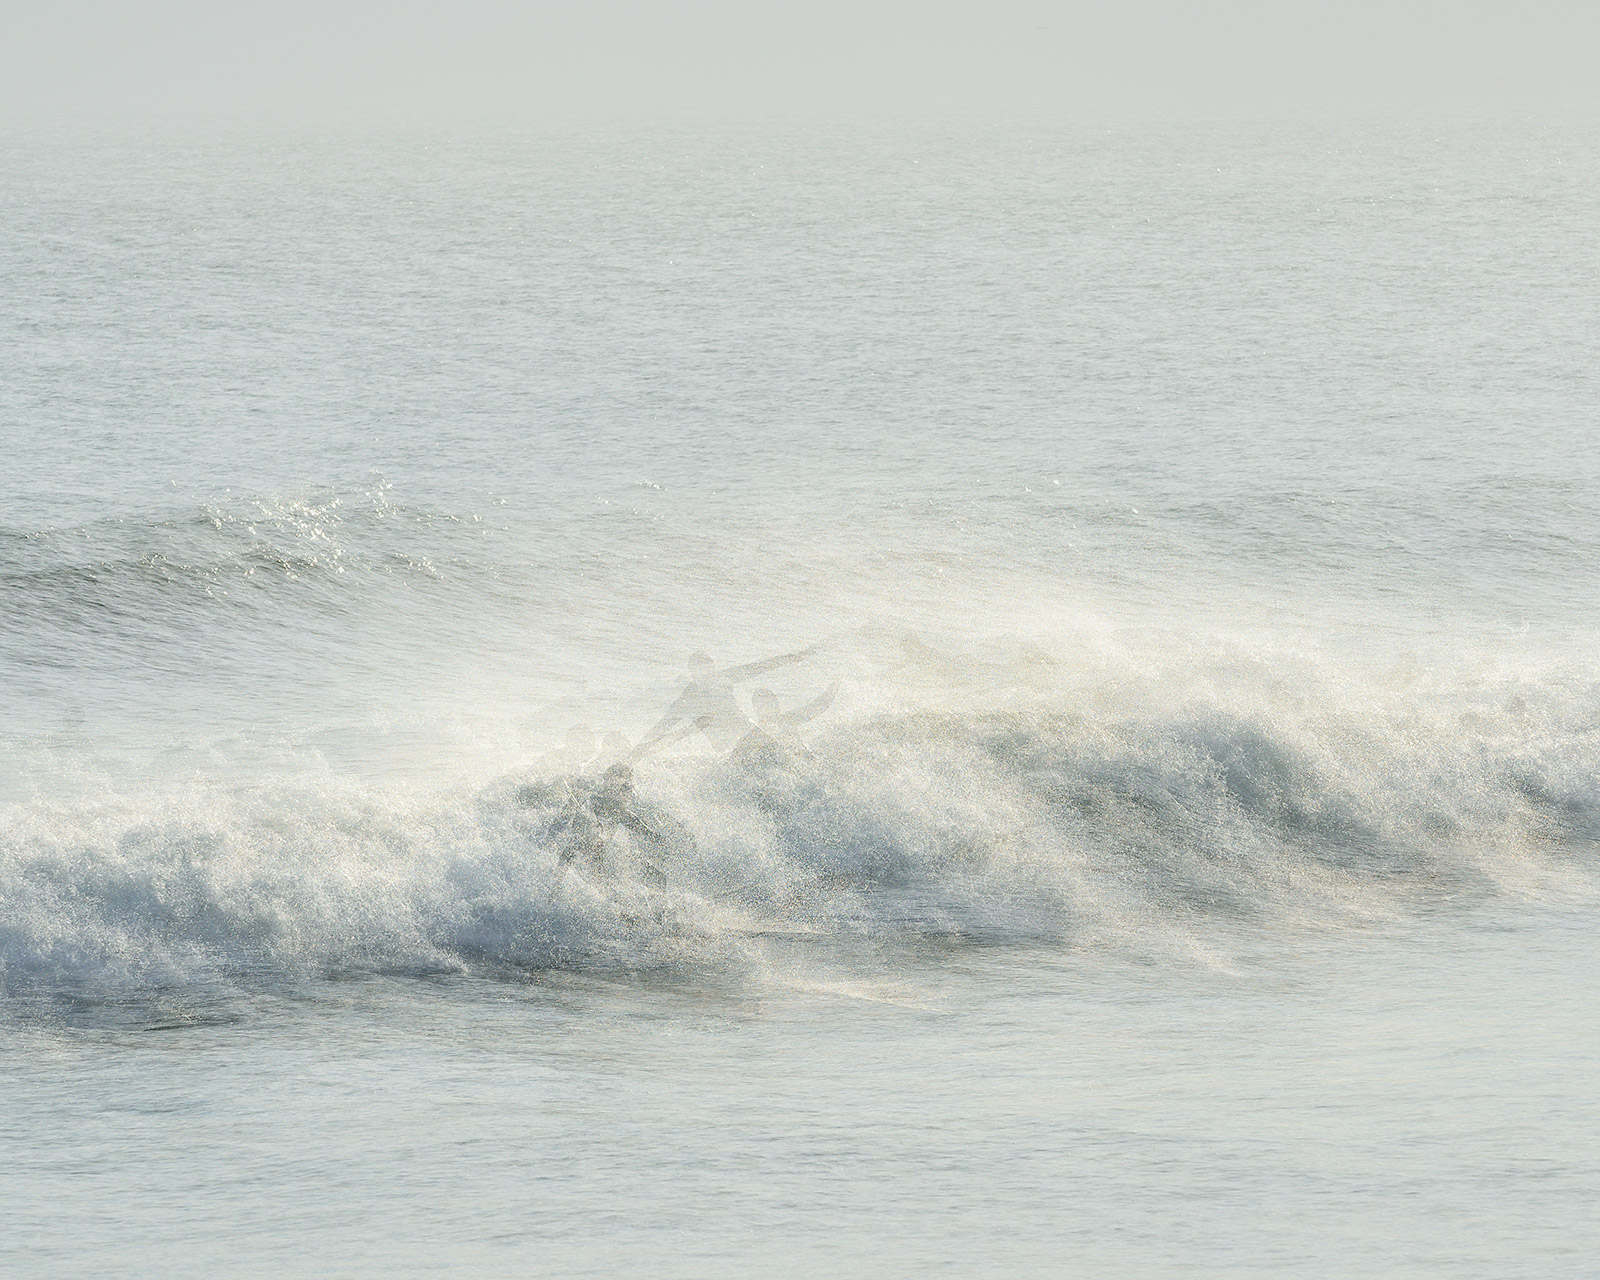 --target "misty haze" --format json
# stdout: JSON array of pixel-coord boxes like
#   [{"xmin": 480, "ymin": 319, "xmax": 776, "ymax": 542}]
[{"xmin": 3, "ymin": 3, "xmax": 1598, "ymax": 1277}]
